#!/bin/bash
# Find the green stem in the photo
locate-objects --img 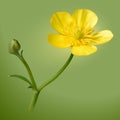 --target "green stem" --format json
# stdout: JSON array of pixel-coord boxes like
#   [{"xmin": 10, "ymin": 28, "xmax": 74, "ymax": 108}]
[
  {"xmin": 16, "ymin": 53, "xmax": 37, "ymax": 91},
  {"xmin": 16, "ymin": 53, "xmax": 73, "ymax": 110},
  {"xmin": 38, "ymin": 53, "xmax": 74, "ymax": 92},
  {"xmin": 29, "ymin": 53, "xmax": 73, "ymax": 110},
  {"xmin": 29, "ymin": 91, "xmax": 40, "ymax": 111}
]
